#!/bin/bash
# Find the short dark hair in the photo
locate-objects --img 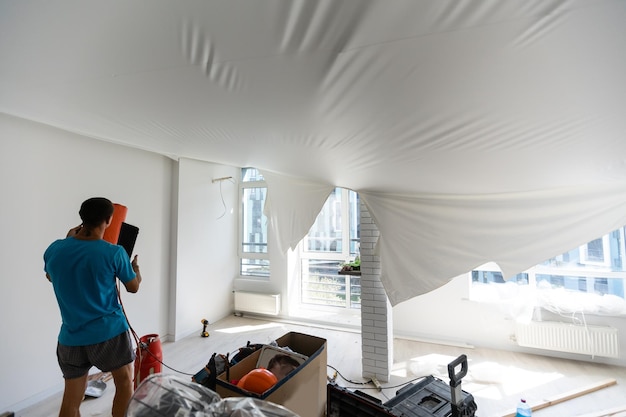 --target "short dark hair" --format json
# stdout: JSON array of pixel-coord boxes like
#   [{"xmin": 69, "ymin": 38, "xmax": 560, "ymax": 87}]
[{"xmin": 79, "ymin": 197, "xmax": 114, "ymax": 227}]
